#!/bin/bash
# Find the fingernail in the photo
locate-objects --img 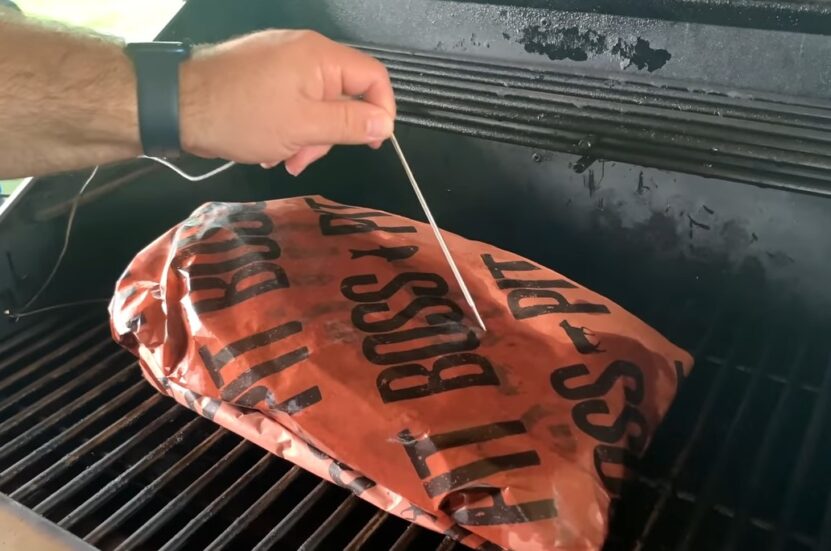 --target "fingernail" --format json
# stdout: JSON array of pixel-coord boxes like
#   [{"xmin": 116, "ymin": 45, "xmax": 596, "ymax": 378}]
[
  {"xmin": 285, "ymin": 164, "xmax": 299, "ymax": 177},
  {"xmin": 367, "ymin": 115, "xmax": 393, "ymax": 140}
]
